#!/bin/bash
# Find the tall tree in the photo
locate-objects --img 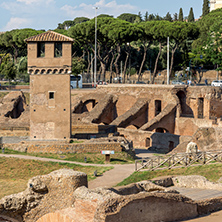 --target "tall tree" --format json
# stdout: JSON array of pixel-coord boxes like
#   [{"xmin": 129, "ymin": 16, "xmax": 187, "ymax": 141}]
[
  {"xmin": 179, "ymin": 8, "xmax": 184, "ymax": 22},
  {"xmin": 167, "ymin": 22, "xmax": 199, "ymax": 76},
  {"xmin": 144, "ymin": 11, "xmax": 149, "ymax": 21},
  {"xmin": 150, "ymin": 20, "xmax": 170, "ymax": 83},
  {"xmin": 137, "ymin": 21, "xmax": 154, "ymax": 80},
  {"xmin": 148, "ymin": 14, "xmax": 155, "ymax": 21},
  {"xmin": 202, "ymin": 0, "xmax": 210, "ymax": 17},
  {"xmin": 164, "ymin": 12, "xmax": 173, "ymax": 22},
  {"xmin": 173, "ymin": 13, "xmax": 178, "ymax": 21},
  {"xmin": 205, "ymin": 20, "xmax": 222, "ymax": 70},
  {"xmin": 117, "ymin": 13, "xmax": 138, "ymax": 23},
  {"xmin": 188, "ymin": 7, "xmax": 195, "ymax": 22},
  {"xmin": 73, "ymin": 17, "xmax": 90, "ymax": 24}
]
